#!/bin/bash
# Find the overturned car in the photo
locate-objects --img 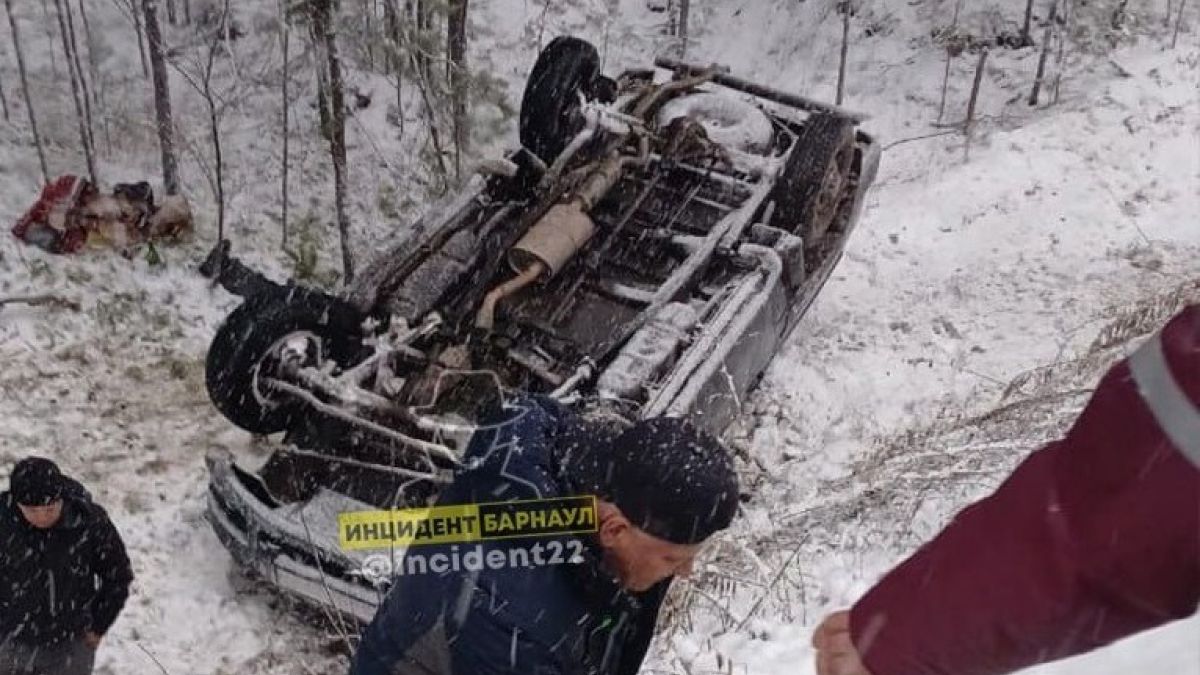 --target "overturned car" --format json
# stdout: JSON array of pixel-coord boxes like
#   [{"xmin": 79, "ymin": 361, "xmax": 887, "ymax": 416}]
[{"xmin": 203, "ymin": 37, "xmax": 881, "ymax": 621}]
